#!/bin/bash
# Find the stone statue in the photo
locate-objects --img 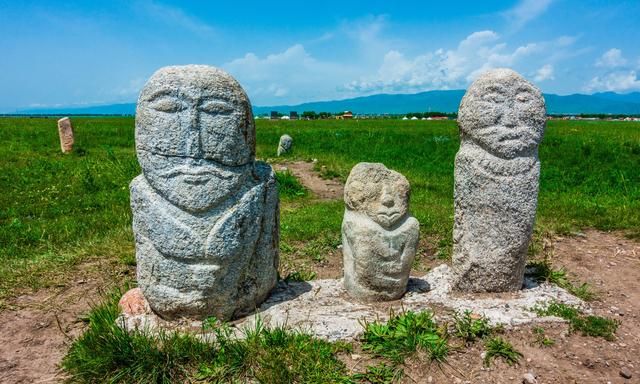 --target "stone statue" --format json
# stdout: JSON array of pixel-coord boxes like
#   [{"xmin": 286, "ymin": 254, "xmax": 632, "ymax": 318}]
[
  {"xmin": 452, "ymin": 68, "xmax": 546, "ymax": 292},
  {"xmin": 342, "ymin": 163, "xmax": 419, "ymax": 301},
  {"xmin": 57, "ymin": 117, "xmax": 74, "ymax": 153},
  {"xmin": 277, "ymin": 134, "xmax": 293, "ymax": 156},
  {"xmin": 130, "ymin": 65, "xmax": 279, "ymax": 320}
]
